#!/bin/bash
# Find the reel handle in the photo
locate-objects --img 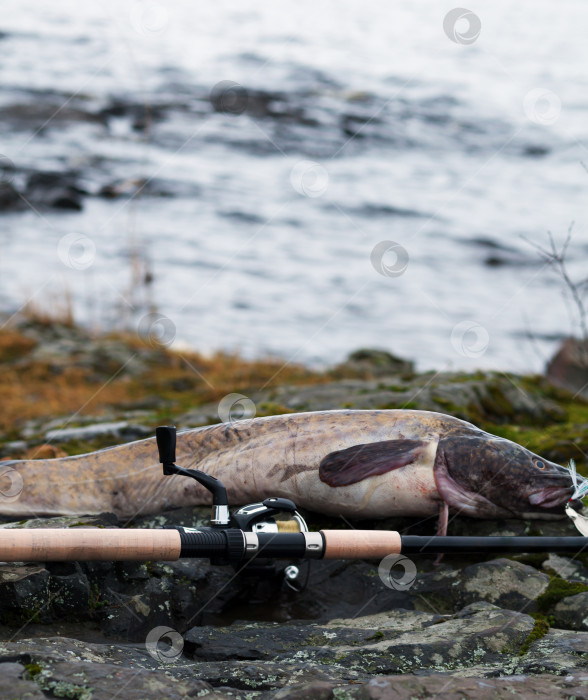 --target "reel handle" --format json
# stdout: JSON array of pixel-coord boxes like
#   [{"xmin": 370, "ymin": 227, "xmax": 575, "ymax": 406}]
[{"xmin": 156, "ymin": 426, "xmax": 177, "ymax": 474}]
